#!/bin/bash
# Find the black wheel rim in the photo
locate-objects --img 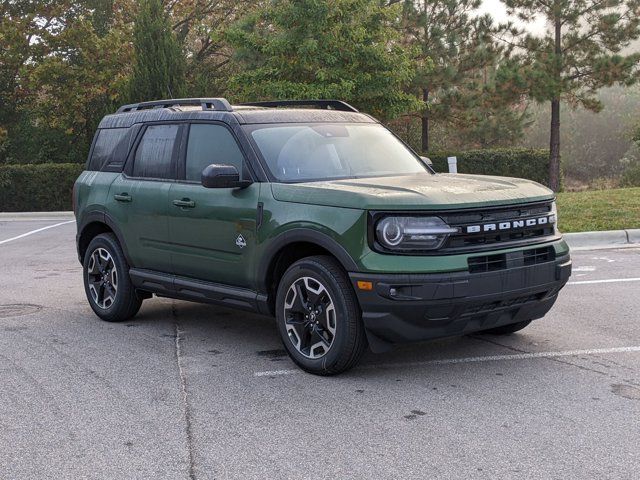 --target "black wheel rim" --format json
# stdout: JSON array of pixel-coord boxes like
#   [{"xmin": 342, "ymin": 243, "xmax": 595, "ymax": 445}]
[
  {"xmin": 87, "ymin": 247, "xmax": 118, "ymax": 309},
  {"xmin": 283, "ymin": 276, "xmax": 336, "ymax": 359}
]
